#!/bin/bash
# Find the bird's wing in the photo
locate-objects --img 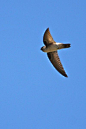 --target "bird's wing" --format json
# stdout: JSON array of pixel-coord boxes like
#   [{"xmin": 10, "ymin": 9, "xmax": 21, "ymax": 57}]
[
  {"xmin": 47, "ymin": 51, "xmax": 68, "ymax": 77},
  {"xmin": 43, "ymin": 28, "xmax": 55, "ymax": 46}
]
